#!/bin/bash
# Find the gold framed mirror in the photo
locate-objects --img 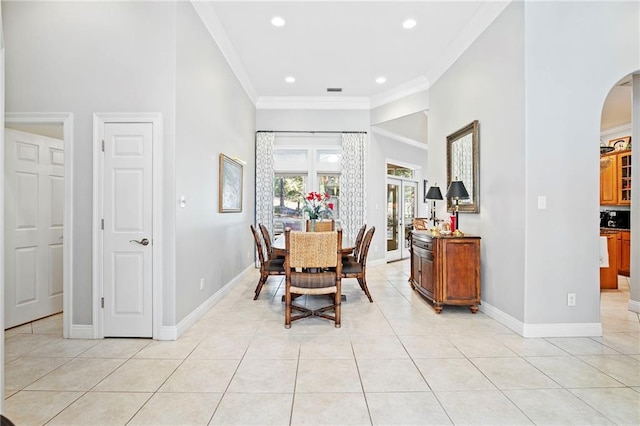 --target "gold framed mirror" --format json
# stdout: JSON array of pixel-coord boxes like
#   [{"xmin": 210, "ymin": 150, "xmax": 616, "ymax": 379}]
[{"xmin": 446, "ymin": 120, "xmax": 479, "ymax": 213}]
